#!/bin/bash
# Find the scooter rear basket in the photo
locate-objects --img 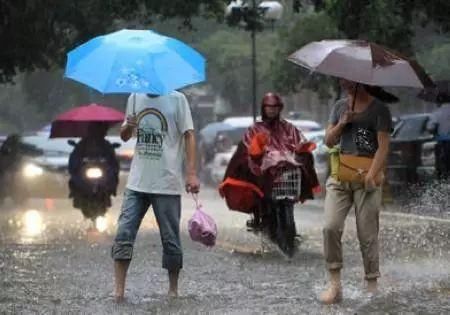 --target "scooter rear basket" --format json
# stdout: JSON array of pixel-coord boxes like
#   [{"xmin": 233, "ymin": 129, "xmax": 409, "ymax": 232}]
[{"xmin": 271, "ymin": 167, "xmax": 302, "ymax": 201}]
